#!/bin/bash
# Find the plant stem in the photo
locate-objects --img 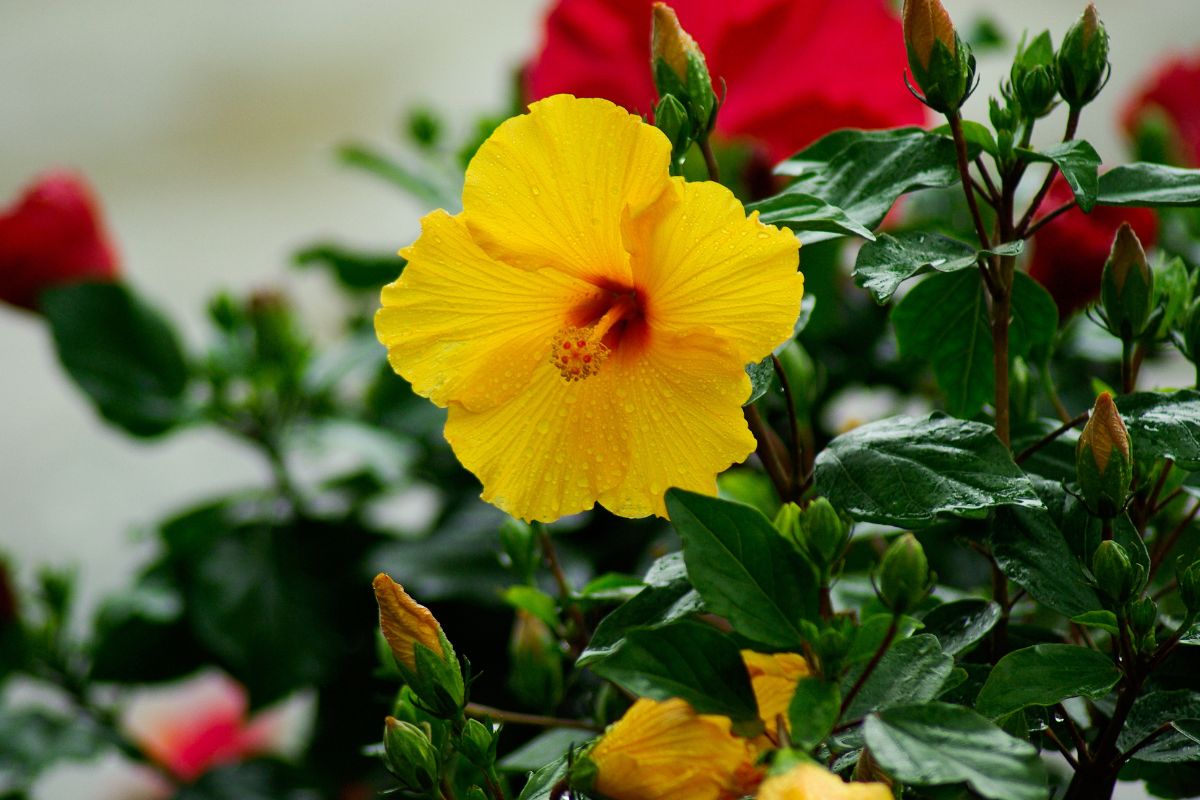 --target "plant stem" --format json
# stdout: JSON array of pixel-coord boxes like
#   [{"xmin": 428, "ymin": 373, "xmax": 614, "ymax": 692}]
[
  {"xmin": 1023, "ymin": 199, "xmax": 1076, "ymax": 239},
  {"xmin": 535, "ymin": 525, "xmax": 591, "ymax": 657},
  {"xmin": 1149, "ymin": 500, "xmax": 1200, "ymax": 579},
  {"xmin": 1015, "ymin": 411, "xmax": 1089, "ymax": 464},
  {"xmin": 699, "ymin": 135, "xmax": 720, "ymax": 183},
  {"xmin": 991, "ymin": 266, "xmax": 1014, "ymax": 448},
  {"xmin": 772, "ymin": 354, "xmax": 803, "ymax": 502},
  {"xmin": 839, "ymin": 615, "xmax": 899, "ymax": 716},
  {"xmin": 746, "ymin": 405, "xmax": 792, "ymax": 502},
  {"xmin": 1121, "ymin": 337, "xmax": 1136, "ymax": 394},
  {"xmin": 465, "ymin": 702, "xmax": 601, "ymax": 733},
  {"xmin": 1016, "ymin": 108, "xmax": 1081, "ymax": 236},
  {"xmin": 947, "ymin": 112, "xmax": 993, "ymax": 252}
]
